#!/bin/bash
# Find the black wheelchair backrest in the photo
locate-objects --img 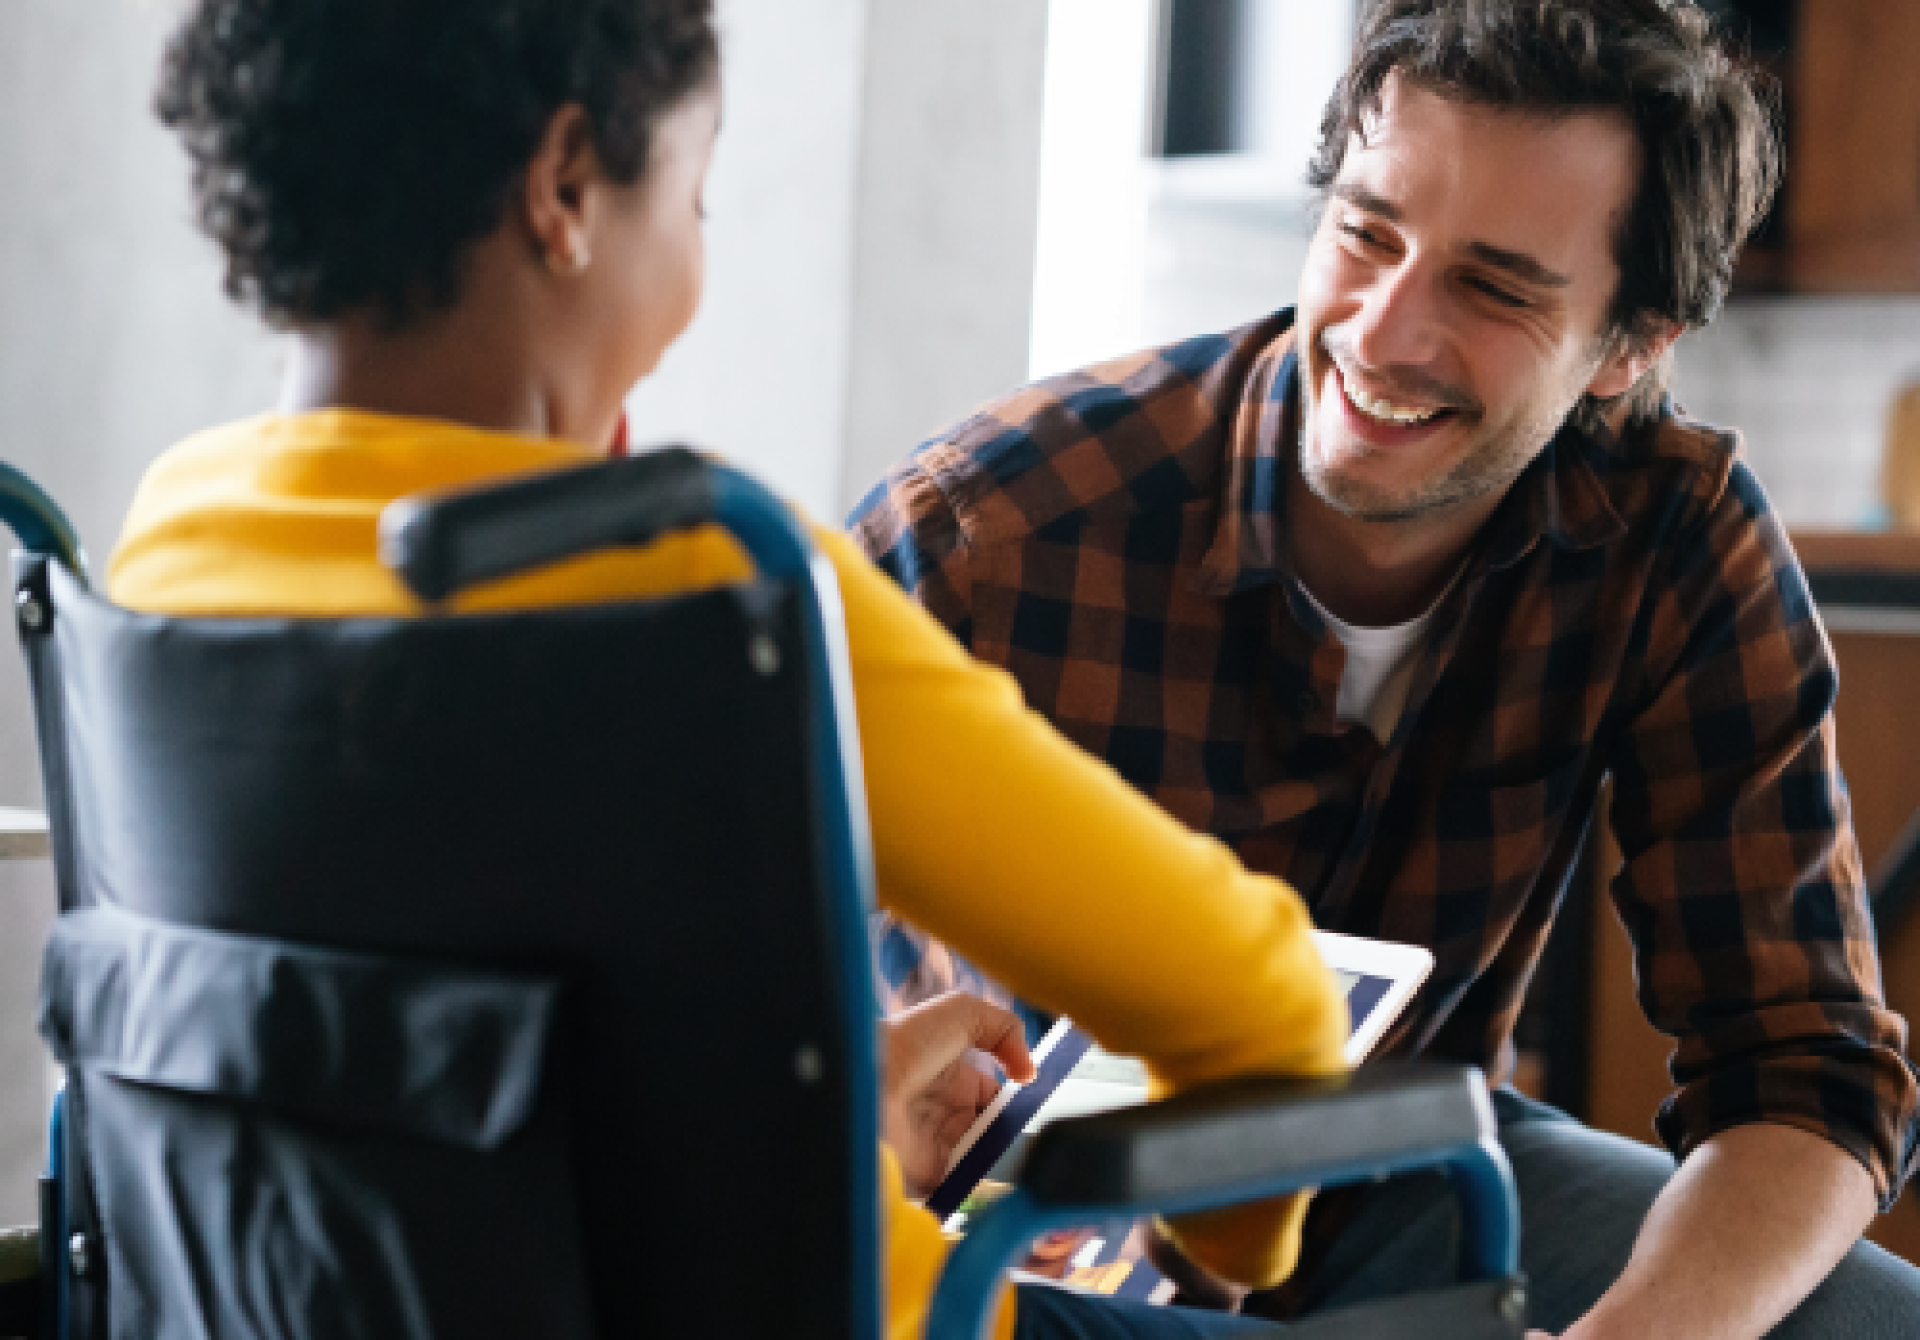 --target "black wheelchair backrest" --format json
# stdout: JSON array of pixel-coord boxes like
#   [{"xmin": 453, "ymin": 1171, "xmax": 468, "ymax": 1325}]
[{"xmin": 18, "ymin": 453, "xmax": 878, "ymax": 1339}]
